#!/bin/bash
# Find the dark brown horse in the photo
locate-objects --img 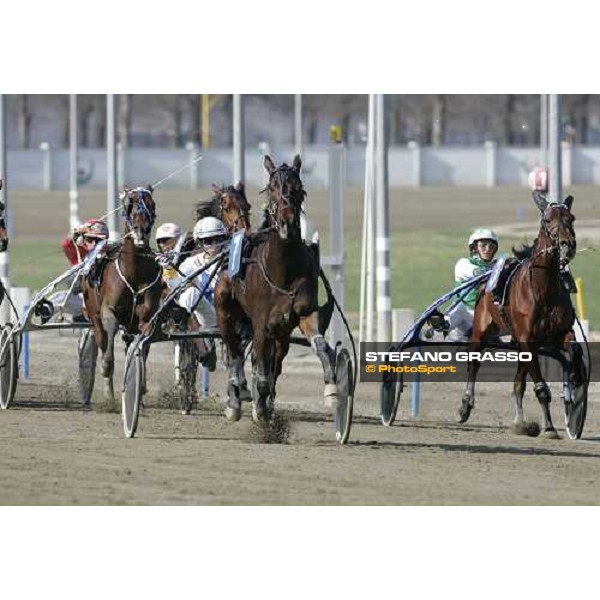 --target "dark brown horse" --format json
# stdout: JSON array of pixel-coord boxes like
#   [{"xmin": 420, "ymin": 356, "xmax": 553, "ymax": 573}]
[
  {"xmin": 0, "ymin": 179, "xmax": 8, "ymax": 253},
  {"xmin": 215, "ymin": 155, "xmax": 338, "ymax": 422},
  {"xmin": 82, "ymin": 185, "xmax": 162, "ymax": 401},
  {"xmin": 458, "ymin": 191, "xmax": 577, "ymax": 438},
  {"xmin": 0, "ymin": 179, "xmax": 8, "ymax": 306}
]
